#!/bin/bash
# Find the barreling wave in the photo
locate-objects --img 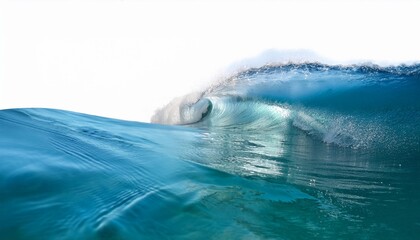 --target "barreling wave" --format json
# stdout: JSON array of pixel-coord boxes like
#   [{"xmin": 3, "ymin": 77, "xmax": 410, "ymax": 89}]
[
  {"xmin": 152, "ymin": 63, "xmax": 420, "ymax": 149},
  {"xmin": 1, "ymin": 62, "xmax": 420, "ymax": 239}
]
